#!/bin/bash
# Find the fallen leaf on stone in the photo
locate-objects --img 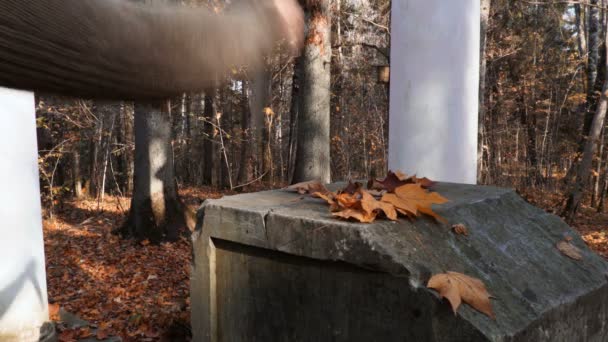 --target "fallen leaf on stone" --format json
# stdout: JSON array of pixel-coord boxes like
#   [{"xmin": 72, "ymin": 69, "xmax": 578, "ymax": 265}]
[
  {"xmin": 556, "ymin": 240, "xmax": 583, "ymax": 260},
  {"xmin": 313, "ymin": 191, "xmax": 340, "ymax": 211},
  {"xmin": 367, "ymin": 189, "xmax": 387, "ymax": 197},
  {"xmin": 342, "ymin": 180, "xmax": 363, "ymax": 195},
  {"xmin": 287, "ymin": 180, "xmax": 329, "ymax": 195},
  {"xmin": 427, "ymin": 272, "xmax": 495, "ymax": 319},
  {"xmin": 414, "ymin": 177, "xmax": 437, "ymax": 189},
  {"xmin": 376, "ymin": 170, "xmax": 411, "ymax": 192},
  {"xmin": 381, "ymin": 184, "xmax": 448, "ymax": 222},
  {"xmin": 452, "ymin": 224, "xmax": 469, "ymax": 236},
  {"xmin": 359, "ymin": 190, "xmax": 397, "ymax": 221},
  {"xmin": 367, "ymin": 178, "xmax": 386, "ymax": 191},
  {"xmin": 332, "ymin": 189, "xmax": 398, "ymax": 223},
  {"xmin": 333, "ymin": 208, "xmax": 377, "ymax": 223},
  {"xmin": 335, "ymin": 192, "xmax": 360, "ymax": 209}
]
